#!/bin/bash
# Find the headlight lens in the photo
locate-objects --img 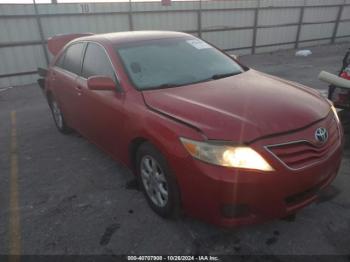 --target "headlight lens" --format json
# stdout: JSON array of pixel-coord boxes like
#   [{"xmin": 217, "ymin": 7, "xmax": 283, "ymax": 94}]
[
  {"xmin": 180, "ymin": 137, "xmax": 274, "ymax": 171},
  {"xmin": 331, "ymin": 105, "xmax": 340, "ymax": 123}
]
